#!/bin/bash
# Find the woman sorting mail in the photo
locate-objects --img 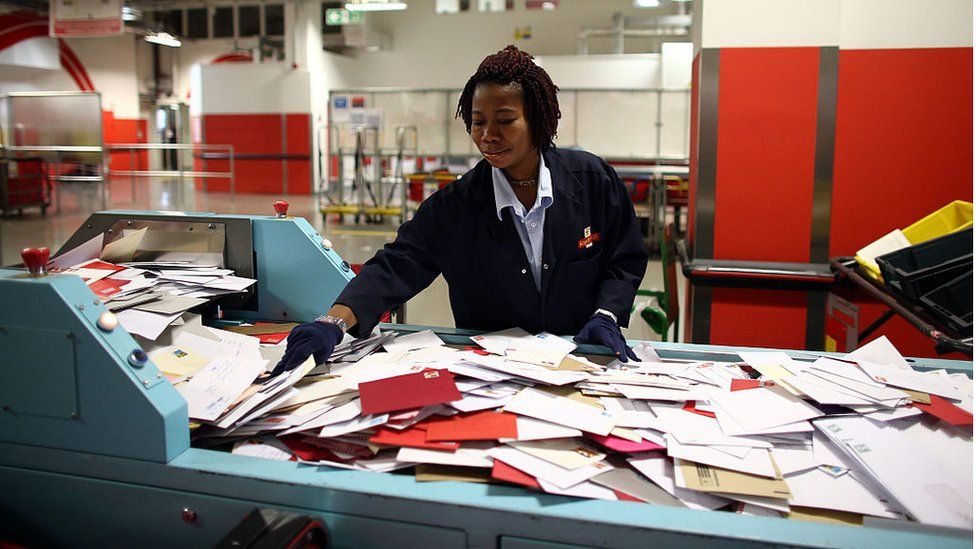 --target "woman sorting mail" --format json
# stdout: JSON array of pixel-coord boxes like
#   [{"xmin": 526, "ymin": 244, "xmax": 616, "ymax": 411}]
[{"xmin": 275, "ymin": 45, "xmax": 647, "ymax": 375}]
